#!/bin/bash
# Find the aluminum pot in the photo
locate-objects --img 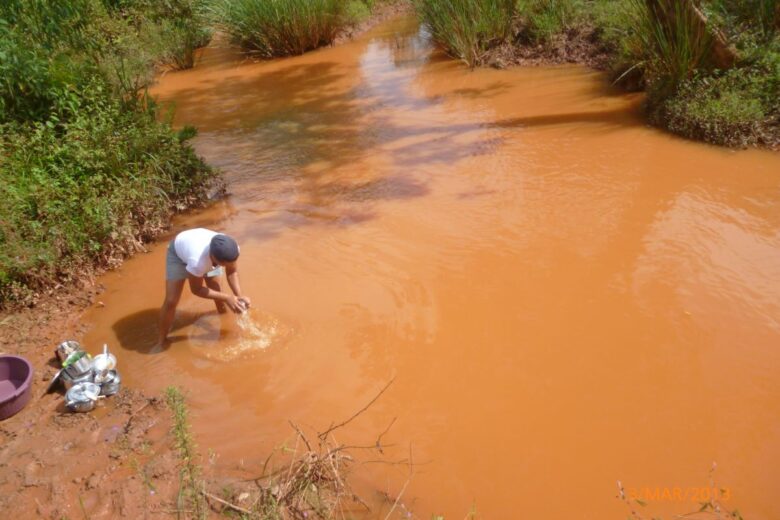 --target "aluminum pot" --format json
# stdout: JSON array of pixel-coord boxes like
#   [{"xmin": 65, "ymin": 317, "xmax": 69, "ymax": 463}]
[
  {"xmin": 63, "ymin": 351, "xmax": 92, "ymax": 379},
  {"xmin": 65, "ymin": 382, "xmax": 100, "ymax": 413},
  {"xmin": 61, "ymin": 370, "xmax": 94, "ymax": 390},
  {"xmin": 56, "ymin": 340, "xmax": 83, "ymax": 364},
  {"xmin": 99, "ymin": 370, "xmax": 121, "ymax": 396}
]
